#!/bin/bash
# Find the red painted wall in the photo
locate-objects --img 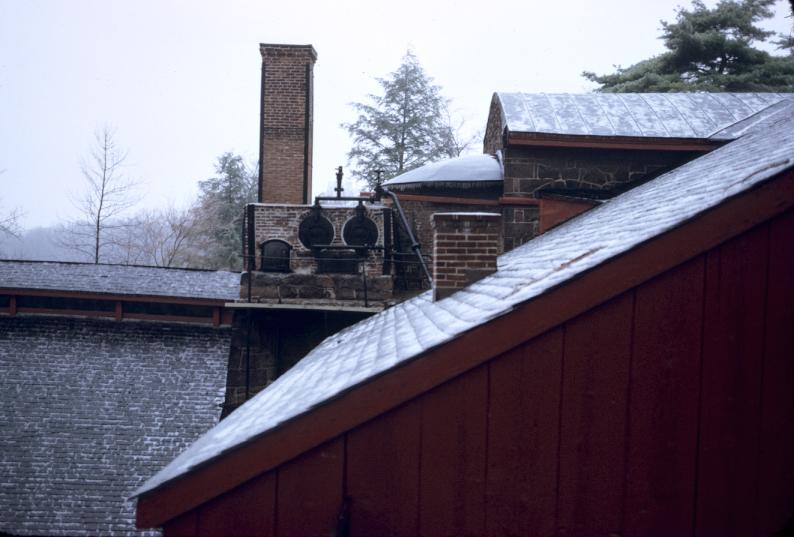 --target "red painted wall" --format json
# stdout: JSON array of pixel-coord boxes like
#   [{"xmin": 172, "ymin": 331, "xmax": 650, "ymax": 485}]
[{"xmin": 164, "ymin": 208, "xmax": 794, "ymax": 537}]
